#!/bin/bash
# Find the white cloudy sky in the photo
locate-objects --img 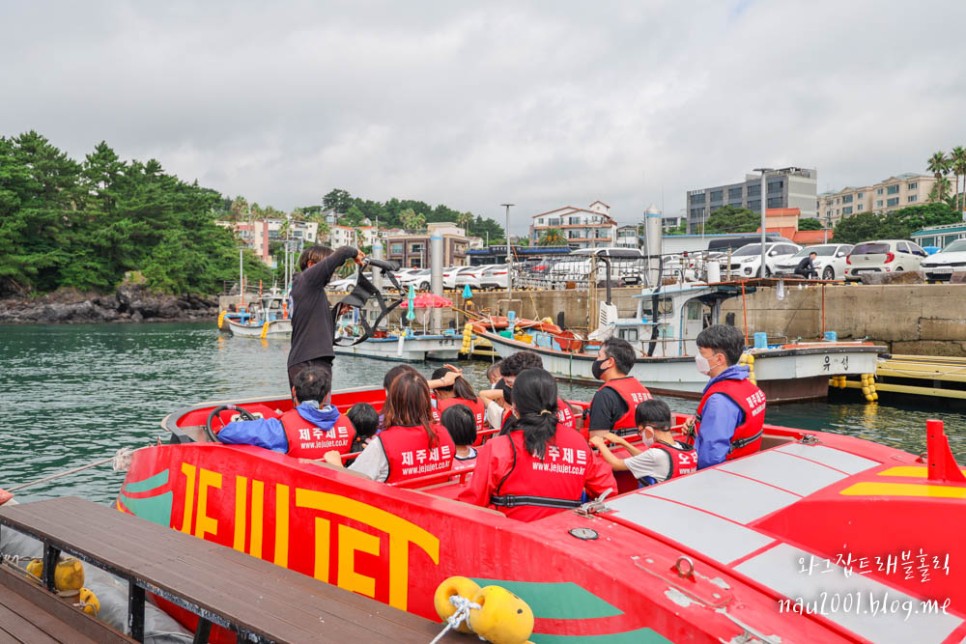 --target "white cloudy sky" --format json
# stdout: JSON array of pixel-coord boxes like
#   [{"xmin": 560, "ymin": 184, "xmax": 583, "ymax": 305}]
[{"xmin": 3, "ymin": 1, "xmax": 965, "ymax": 232}]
